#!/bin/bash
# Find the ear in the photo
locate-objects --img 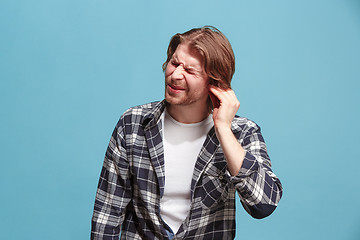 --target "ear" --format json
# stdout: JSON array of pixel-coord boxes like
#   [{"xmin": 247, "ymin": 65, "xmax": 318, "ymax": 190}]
[{"xmin": 209, "ymin": 90, "xmax": 220, "ymax": 109}]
